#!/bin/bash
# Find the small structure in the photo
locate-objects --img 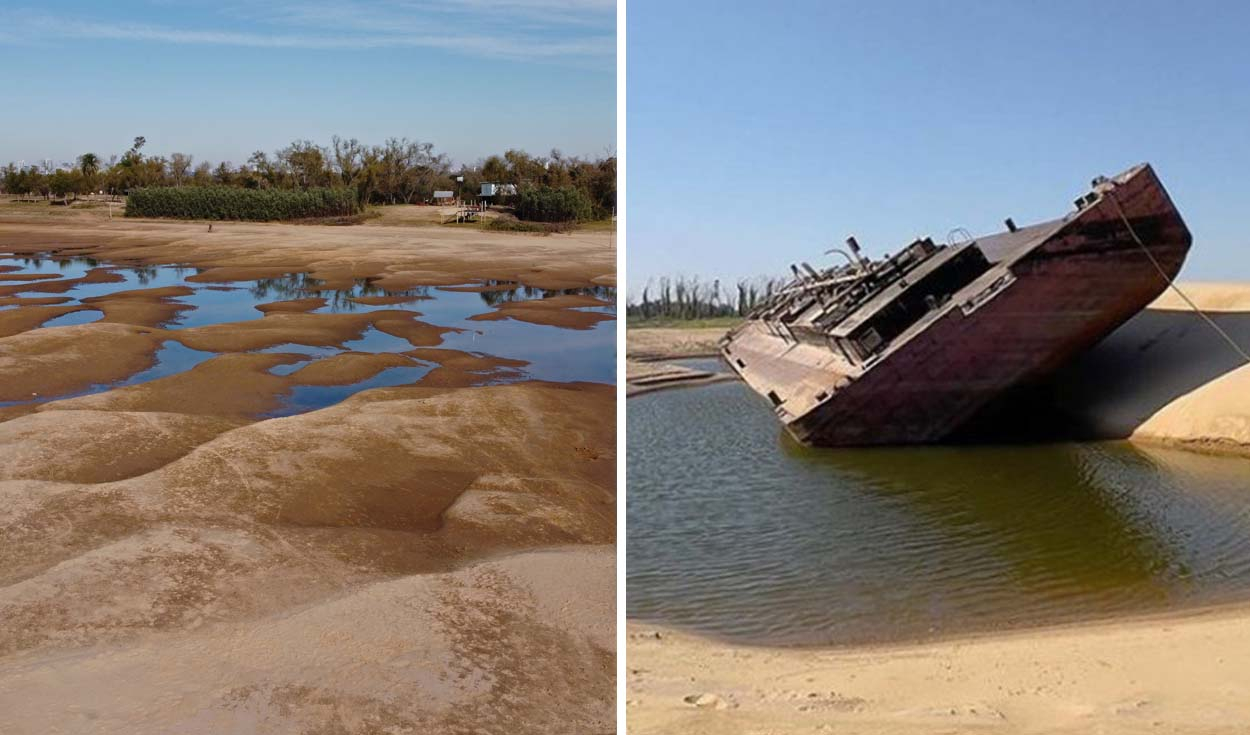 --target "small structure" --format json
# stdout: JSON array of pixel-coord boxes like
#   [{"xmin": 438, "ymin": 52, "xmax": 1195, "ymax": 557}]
[
  {"xmin": 433, "ymin": 190, "xmax": 455, "ymax": 204},
  {"xmin": 480, "ymin": 183, "xmax": 517, "ymax": 198}
]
